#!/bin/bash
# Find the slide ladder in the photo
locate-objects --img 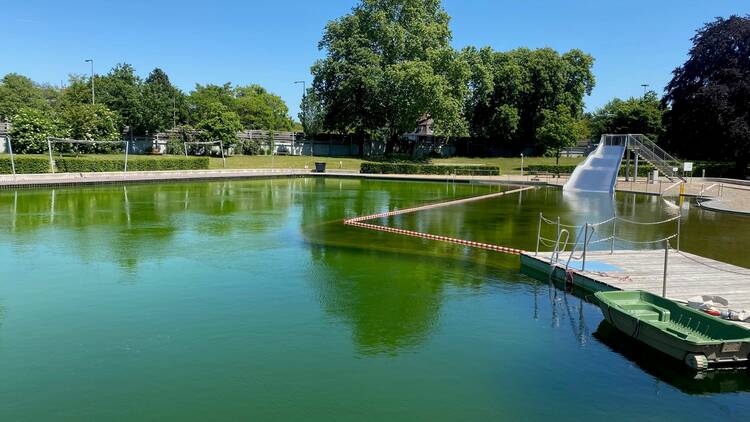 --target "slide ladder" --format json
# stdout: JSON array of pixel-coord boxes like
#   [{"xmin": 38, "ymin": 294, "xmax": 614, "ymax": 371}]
[{"xmin": 563, "ymin": 134, "xmax": 684, "ymax": 194}]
